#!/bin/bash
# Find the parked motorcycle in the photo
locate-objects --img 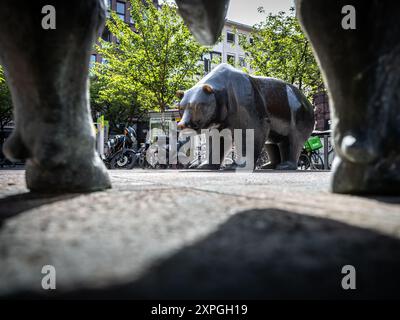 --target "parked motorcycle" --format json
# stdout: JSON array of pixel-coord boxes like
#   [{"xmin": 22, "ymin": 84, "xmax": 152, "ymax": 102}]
[
  {"xmin": 137, "ymin": 141, "xmax": 151, "ymax": 169},
  {"xmin": 103, "ymin": 126, "xmax": 138, "ymax": 169},
  {"xmin": 146, "ymin": 135, "xmax": 170, "ymax": 169},
  {"xmin": 140, "ymin": 135, "xmax": 192, "ymax": 169}
]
